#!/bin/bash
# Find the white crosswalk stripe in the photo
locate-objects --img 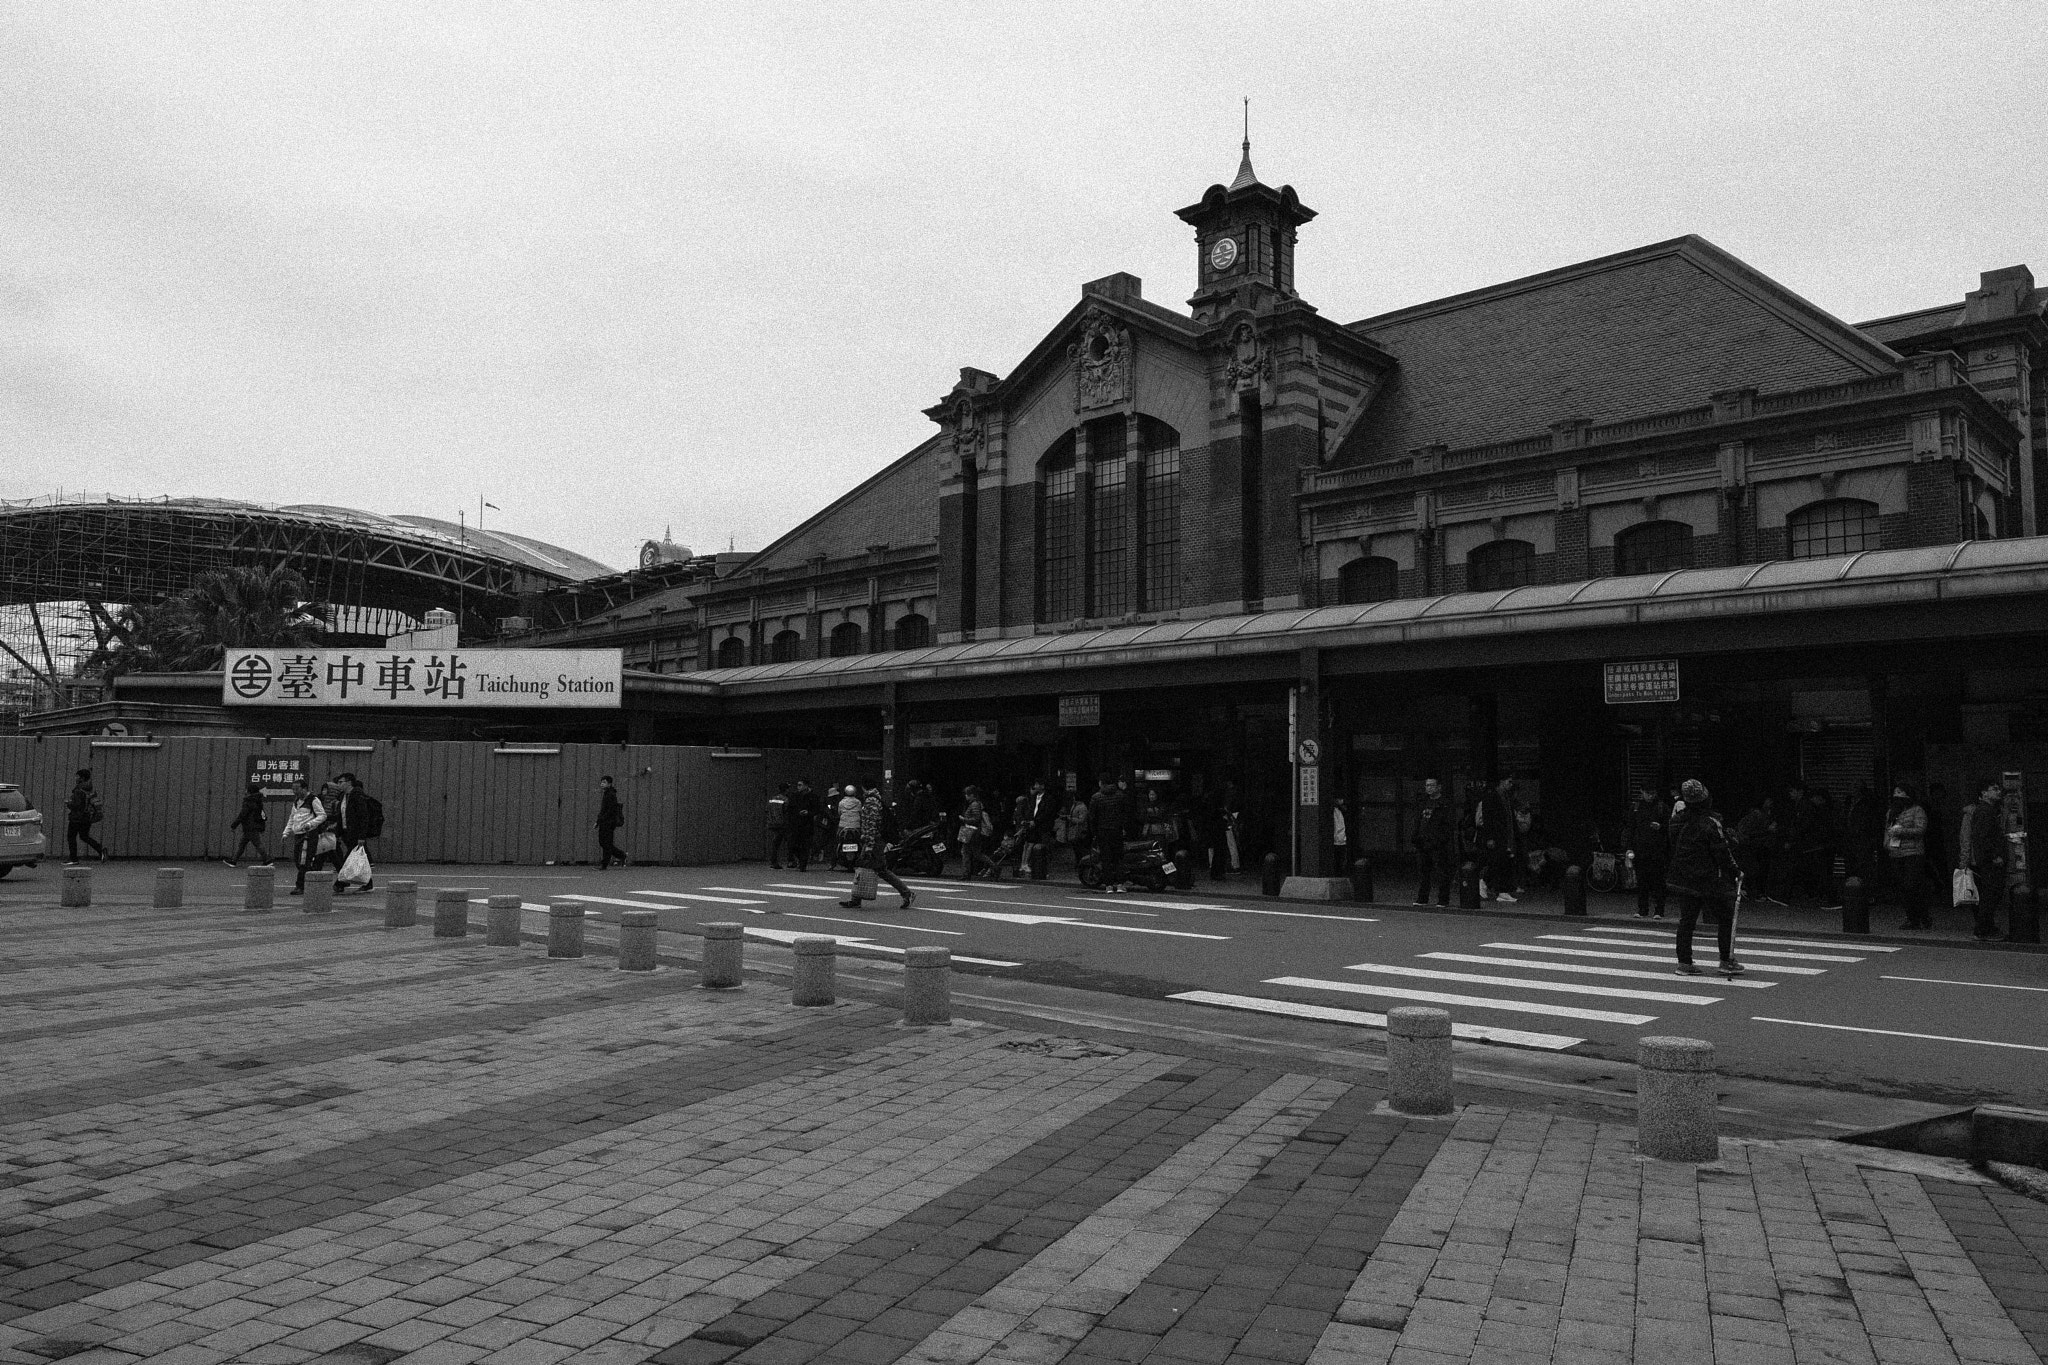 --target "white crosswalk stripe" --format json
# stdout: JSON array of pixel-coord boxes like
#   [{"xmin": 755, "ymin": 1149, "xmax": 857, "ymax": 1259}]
[
  {"xmin": 1542, "ymin": 934, "xmax": 1862, "ymax": 962},
  {"xmin": 1169, "ymin": 991, "xmax": 1585, "ymax": 1051},
  {"xmin": 1580, "ymin": 925, "xmax": 1903, "ymax": 953},
  {"xmin": 1483, "ymin": 942, "xmax": 1823, "ymax": 974},
  {"xmin": 1341, "ymin": 962, "xmax": 1721, "ymax": 1005},
  {"xmin": 706, "ymin": 885, "xmax": 838, "ymax": 900},
  {"xmin": 1264, "ymin": 976, "xmax": 1659, "ymax": 1026},
  {"xmin": 627, "ymin": 889, "xmax": 766, "ymax": 906},
  {"xmin": 1421, "ymin": 952, "xmax": 1779, "ymax": 989}
]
